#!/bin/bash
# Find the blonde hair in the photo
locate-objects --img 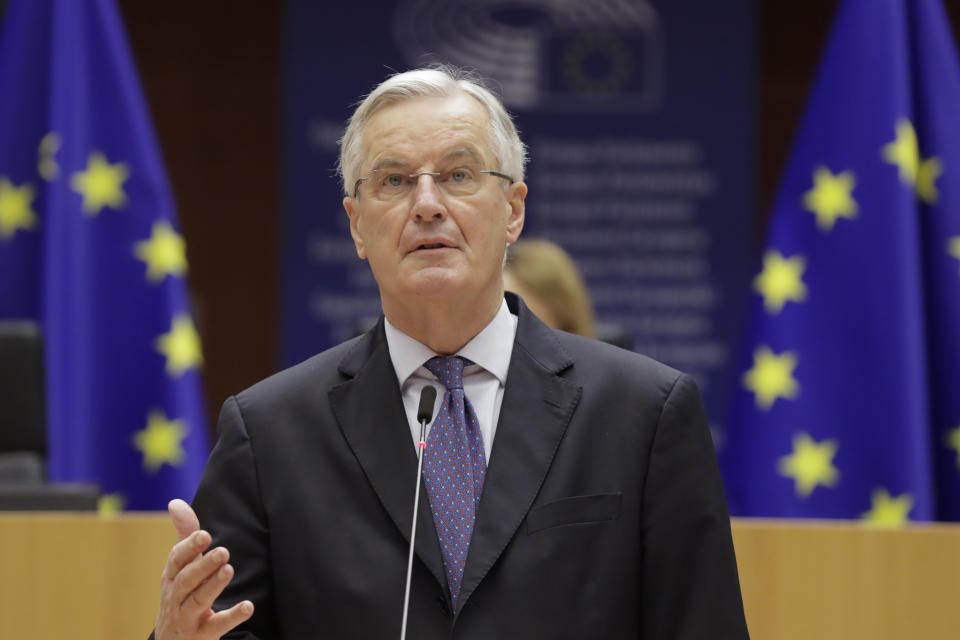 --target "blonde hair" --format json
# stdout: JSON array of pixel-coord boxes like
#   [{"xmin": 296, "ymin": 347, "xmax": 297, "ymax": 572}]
[
  {"xmin": 338, "ymin": 65, "xmax": 528, "ymax": 196},
  {"xmin": 505, "ymin": 240, "xmax": 596, "ymax": 338}
]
